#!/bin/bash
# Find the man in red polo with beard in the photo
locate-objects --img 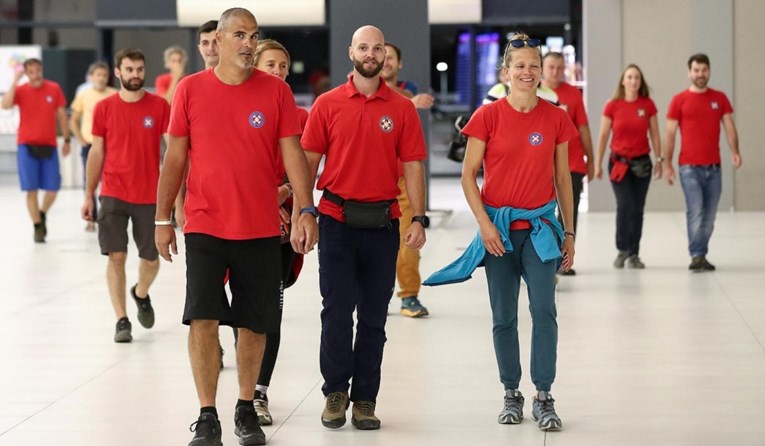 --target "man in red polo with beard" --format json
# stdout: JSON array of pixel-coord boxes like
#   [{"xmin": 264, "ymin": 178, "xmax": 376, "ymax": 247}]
[{"xmin": 302, "ymin": 25, "xmax": 427, "ymax": 431}]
